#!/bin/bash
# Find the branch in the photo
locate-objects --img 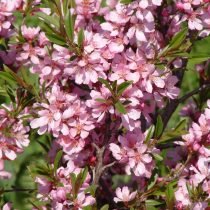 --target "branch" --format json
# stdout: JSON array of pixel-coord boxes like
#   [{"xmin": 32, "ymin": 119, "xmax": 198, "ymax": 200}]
[
  {"xmin": 178, "ymin": 83, "xmax": 210, "ymax": 103},
  {"xmin": 92, "ymin": 143, "xmax": 105, "ymax": 186},
  {"xmin": 92, "ymin": 115, "xmax": 113, "ymax": 186}
]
